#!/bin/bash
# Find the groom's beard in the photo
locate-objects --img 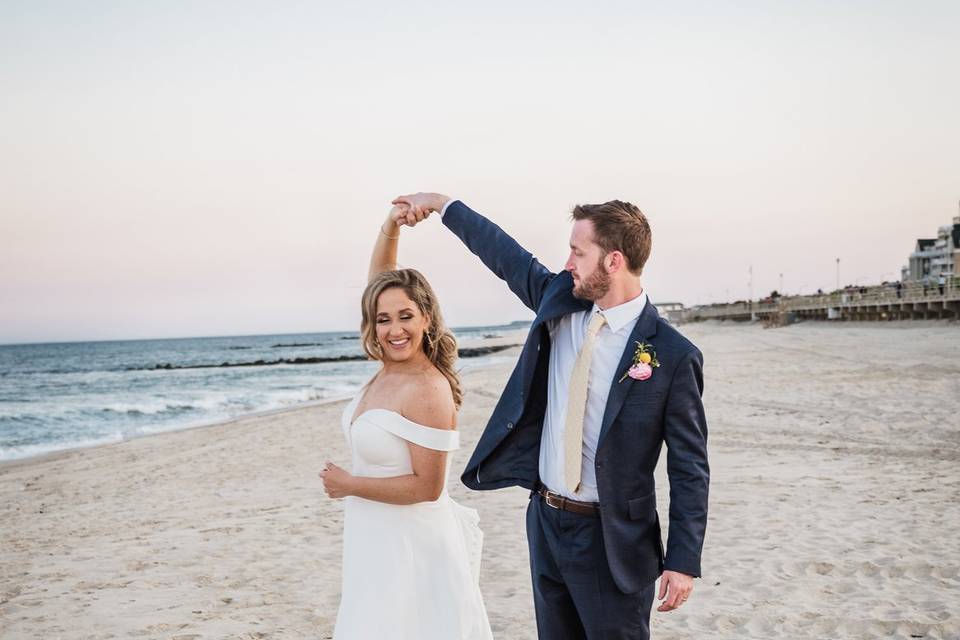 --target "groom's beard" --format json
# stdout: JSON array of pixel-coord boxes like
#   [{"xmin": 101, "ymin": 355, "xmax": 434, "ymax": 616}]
[{"xmin": 572, "ymin": 260, "xmax": 611, "ymax": 301}]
